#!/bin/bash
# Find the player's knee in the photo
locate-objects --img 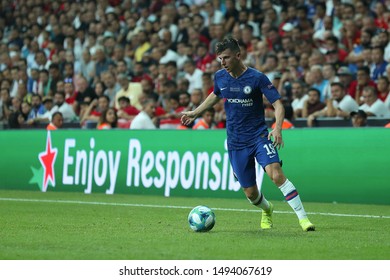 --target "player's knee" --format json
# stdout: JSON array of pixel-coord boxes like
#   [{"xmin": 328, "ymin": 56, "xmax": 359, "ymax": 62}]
[
  {"xmin": 270, "ymin": 170, "xmax": 285, "ymax": 186},
  {"xmin": 243, "ymin": 186, "xmax": 258, "ymax": 201}
]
